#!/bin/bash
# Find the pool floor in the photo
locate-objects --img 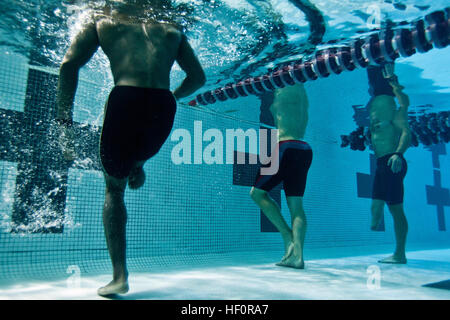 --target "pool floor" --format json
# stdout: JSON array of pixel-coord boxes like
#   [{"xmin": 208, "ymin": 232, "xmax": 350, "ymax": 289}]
[{"xmin": 1, "ymin": 248, "xmax": 450, "ymax": 300}]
